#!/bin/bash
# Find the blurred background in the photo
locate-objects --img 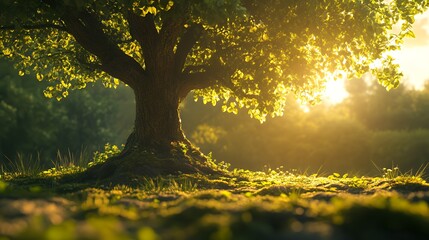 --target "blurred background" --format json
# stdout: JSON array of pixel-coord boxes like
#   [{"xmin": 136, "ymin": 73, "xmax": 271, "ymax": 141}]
[{"xmin": 182, "ymin": 78, "xmax": 429, "ymax": 175}]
